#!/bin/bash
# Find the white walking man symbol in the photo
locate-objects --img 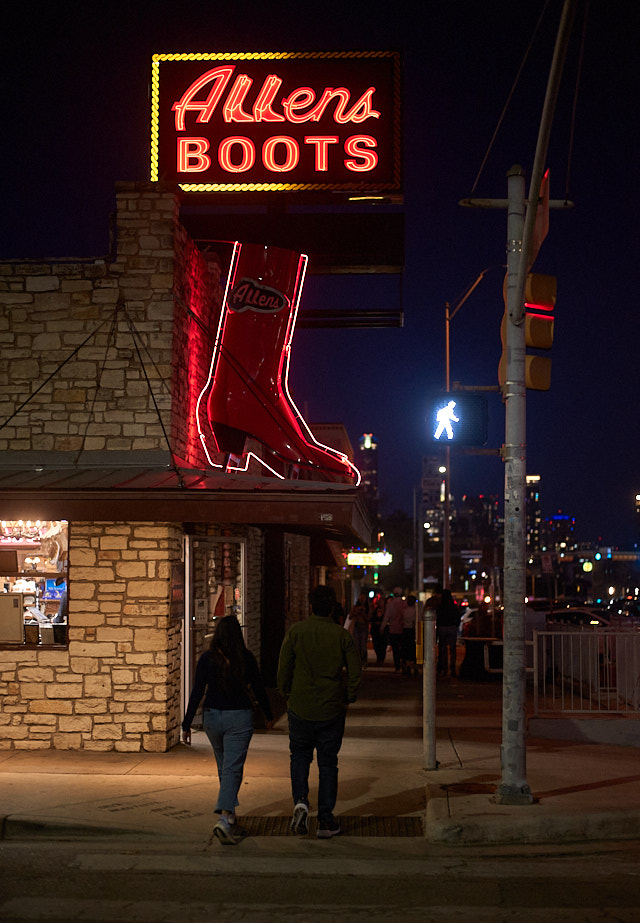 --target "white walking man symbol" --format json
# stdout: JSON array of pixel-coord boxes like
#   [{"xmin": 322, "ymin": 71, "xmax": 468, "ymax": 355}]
[{"xmin": 434, "ymin": 399, "xmax": 459, "ymax": 440}]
